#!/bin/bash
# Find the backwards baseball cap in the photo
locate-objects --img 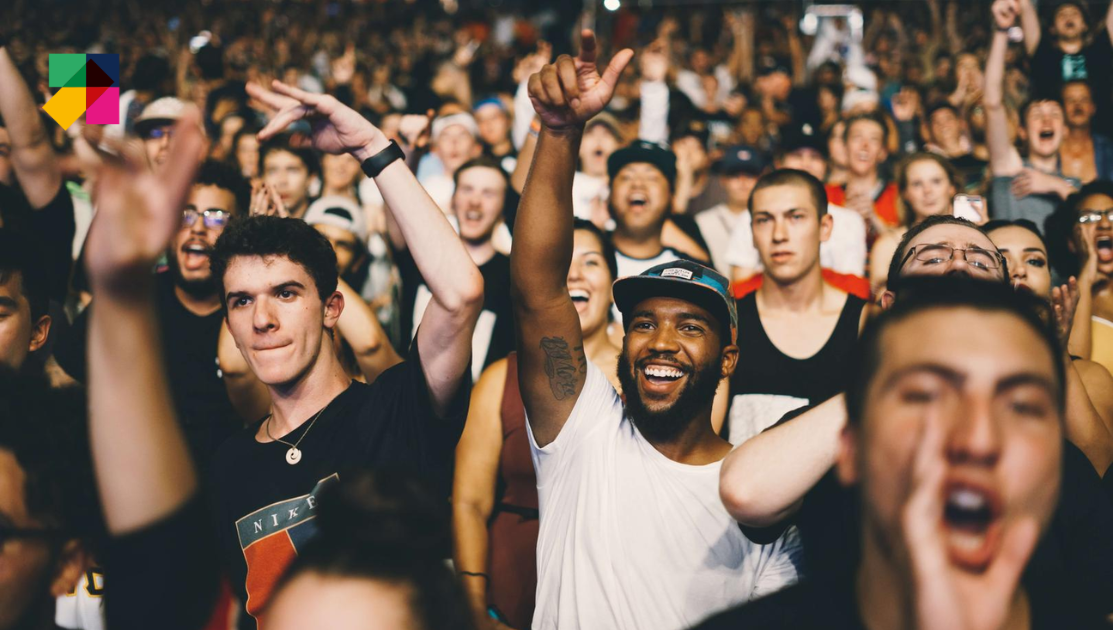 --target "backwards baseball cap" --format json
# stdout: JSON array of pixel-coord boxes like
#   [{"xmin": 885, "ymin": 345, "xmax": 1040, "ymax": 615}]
[
  {"xmin": 714, "ymin": 145, "xmax": 768, "ymax": 176},
  {"xmin": 304, "ymin": 196, "xmax": 369, "ymax": 245},
  {"xmin": 612, "ymin": 260, "xmax": 738, "ymax": 344},
  {"xmin": 134, "ymin": 97, "xmax": 186, "ymax": 136},
  {"xmin": 607, "ymin": 140, "xmax": 678, "ymax": 189},
  {"xmin": 431, "ymin": 113, "xmax": 479, "ymax": 142}
]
